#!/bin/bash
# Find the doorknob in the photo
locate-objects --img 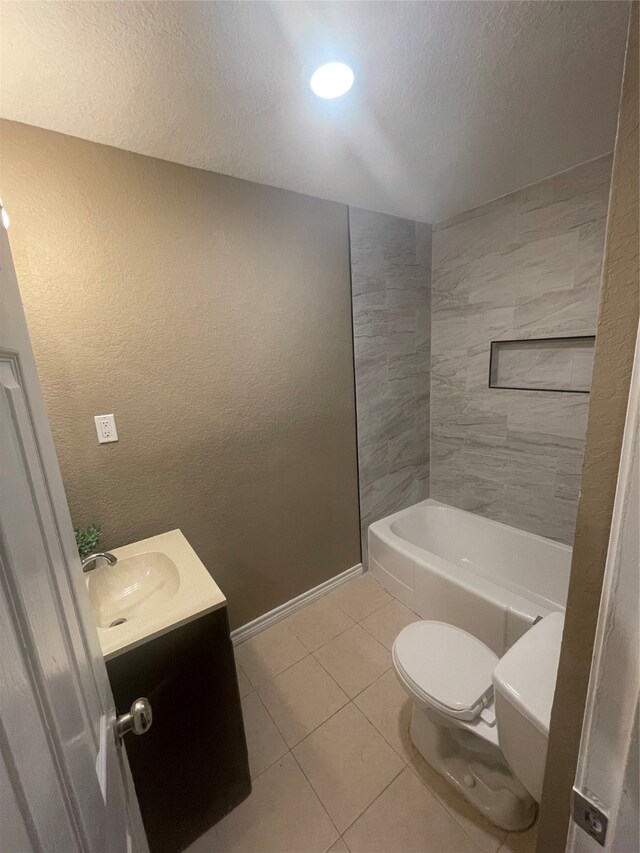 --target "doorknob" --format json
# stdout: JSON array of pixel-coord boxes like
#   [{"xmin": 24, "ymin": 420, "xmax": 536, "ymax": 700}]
[{"xmin": 116, "ymin": 697, "xmax": 152, "ymax": 740}]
